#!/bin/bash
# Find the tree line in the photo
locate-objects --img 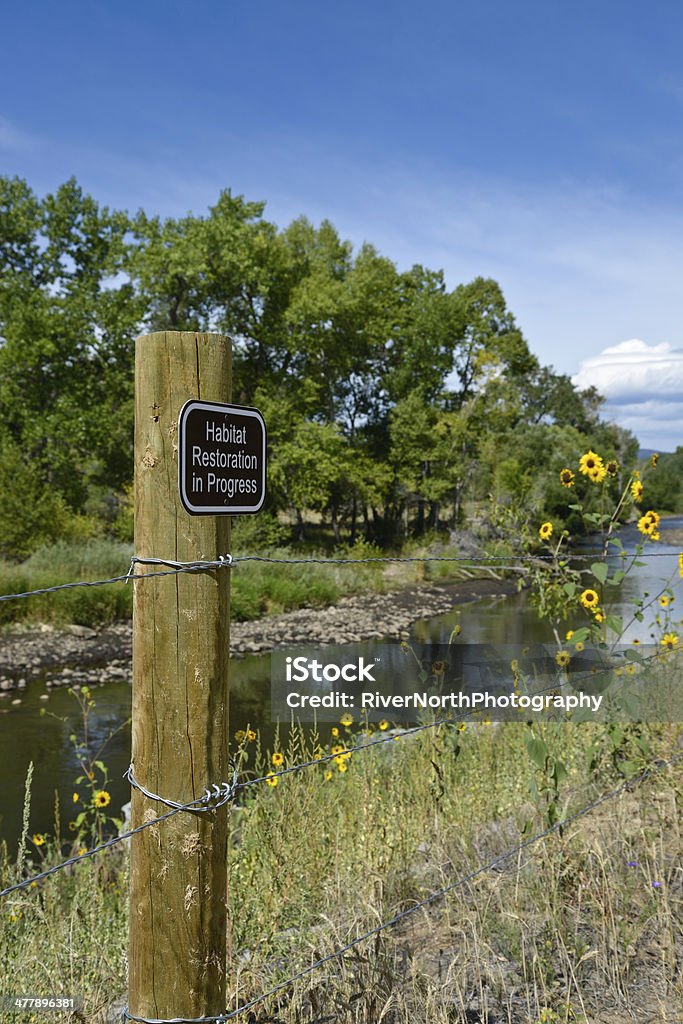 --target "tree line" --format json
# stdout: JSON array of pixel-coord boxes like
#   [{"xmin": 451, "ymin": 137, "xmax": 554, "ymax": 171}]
[{"xmin": 0, "ymin": 175, "xmax": 641, "ymax": 559}]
